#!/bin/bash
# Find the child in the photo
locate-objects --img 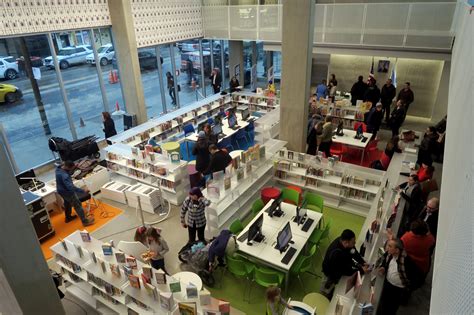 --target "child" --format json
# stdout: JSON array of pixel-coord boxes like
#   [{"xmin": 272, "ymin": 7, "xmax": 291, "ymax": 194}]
[
  {"xmin": 266, "ymin": 286, "xmax": 293, "ymax": 315},
  {"xmin": 145, "ymin": 227, "xmax": 169, "ymax": 273},
  {"xmin": 134, "ymin": 226, "xmax": 147, "ymax": 245}
]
